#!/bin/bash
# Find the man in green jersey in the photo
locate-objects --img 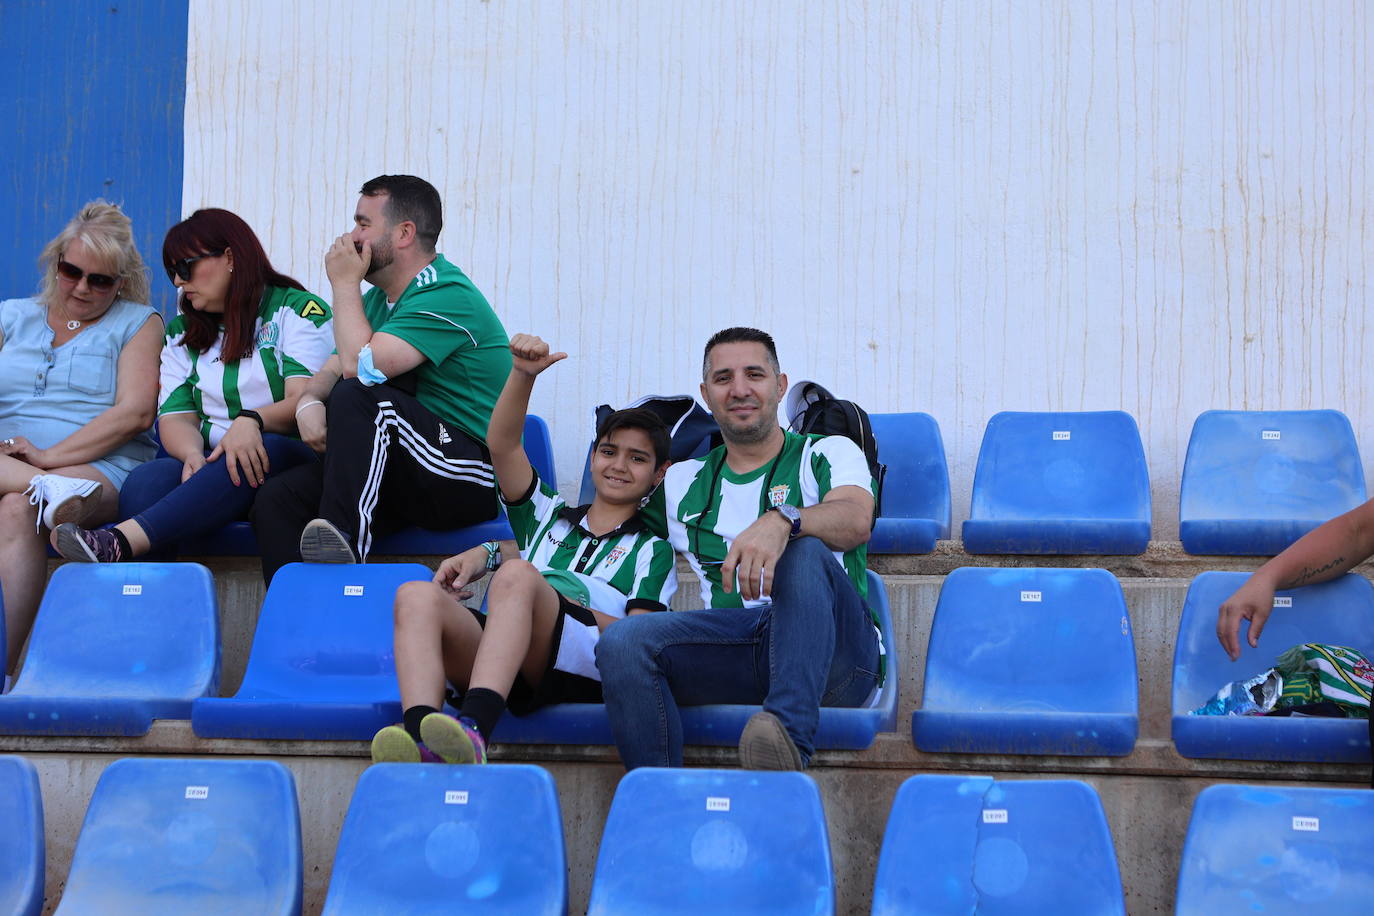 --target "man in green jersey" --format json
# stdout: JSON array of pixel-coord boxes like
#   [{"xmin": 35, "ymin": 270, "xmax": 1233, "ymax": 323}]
[
  {"xmin": 596, "ymin": 327, "xmax": 882, "ymax": 770},
  {"xmin": 251, "ymin": 175, "xmax": 511, "ymax": 582}
]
